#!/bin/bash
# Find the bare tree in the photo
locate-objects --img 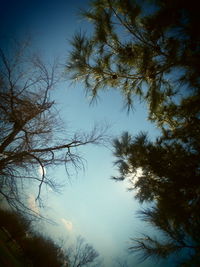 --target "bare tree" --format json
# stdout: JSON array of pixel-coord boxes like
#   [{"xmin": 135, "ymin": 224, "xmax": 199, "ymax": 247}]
[
  {"xmin": 0, "ymin": 40, "xmax": 104, "ymax": 216},
  {"xmin": 66, "ymin": 236, "xmax": 100, "ymax": 267}
]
